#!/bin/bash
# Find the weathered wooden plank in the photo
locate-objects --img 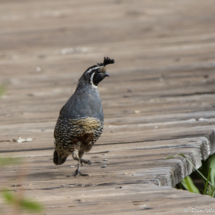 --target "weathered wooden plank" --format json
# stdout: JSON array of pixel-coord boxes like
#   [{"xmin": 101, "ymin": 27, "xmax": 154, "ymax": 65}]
[
  {"xmin": 1, "ymin": 134, "xmax": 214, "ymax": 188},
  {"xmin": 2, "ymin": 183, "xmax": 215, "ymax": 215},
  {"xmin": 1, "ymin": 0, "xmax": 215, "ymax": 214}
]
